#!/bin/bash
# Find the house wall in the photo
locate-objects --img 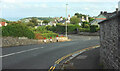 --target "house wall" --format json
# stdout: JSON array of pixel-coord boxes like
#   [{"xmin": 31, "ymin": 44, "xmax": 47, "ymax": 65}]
[{"xmin": 99, "ymin": 13, "xmax": 120, "ymax": 69}]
